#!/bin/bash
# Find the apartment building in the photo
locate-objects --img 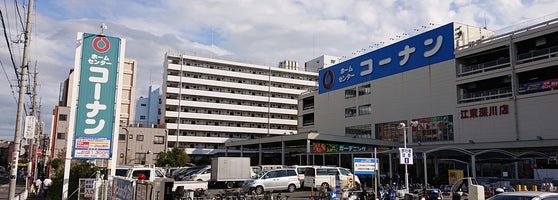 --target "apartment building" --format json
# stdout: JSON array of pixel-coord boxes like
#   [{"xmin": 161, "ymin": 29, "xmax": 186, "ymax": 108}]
[{"xmin": 162, "ymin": 54, "xmax": 318, "ymax": 159}]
